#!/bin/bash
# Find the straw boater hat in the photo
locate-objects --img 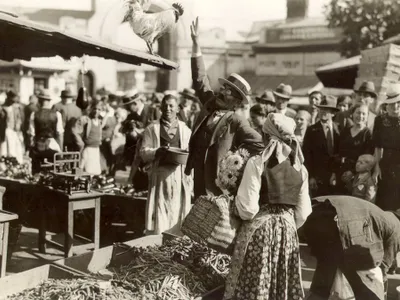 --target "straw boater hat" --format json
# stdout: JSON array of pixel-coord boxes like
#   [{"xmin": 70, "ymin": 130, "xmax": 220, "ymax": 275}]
[
  {"xmin": 256, "ymin": 90, "xmax": 275, "ymax": 105},
  {"xmin": 383, "ymin": 83, "xmax": 400, "ymax": 104},
  {"xmin": 218, "ymin": 73, "xmax": 252, "ymax": 103},
  {"xmin": 37, "ymin": 90, "xmax": 52, "ymax": 101},
  {"xmin": 316, "ymin": 95, "xmax": 339, "ymax": 112},
  {"xmin": 273, "ymin": 83, "xmax": 292, "ymax": 100},
  {"xmin": 121, "ymin": 90, "xmax": 141, "ymax": 106},
  {"xmin": 179, "ymin": 88, "xmax": 198, "ymax": 101},
  {"xmin": 355, "ymin": 81, "xmax": 378, "ymax": 98}
]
